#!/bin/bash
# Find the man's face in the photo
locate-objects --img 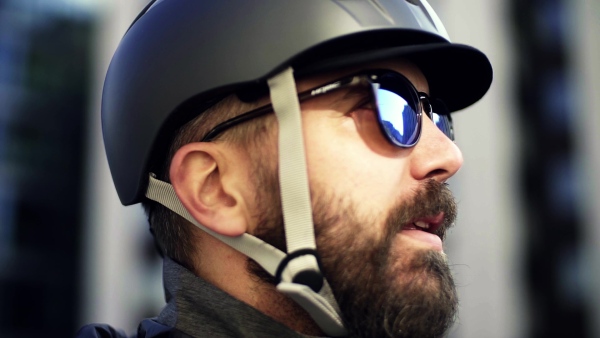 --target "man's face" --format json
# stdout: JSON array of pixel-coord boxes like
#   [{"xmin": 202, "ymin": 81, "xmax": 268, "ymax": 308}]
[{"xmin": 249, "ymin": 60, "xmax": 463, "ymax": 337}]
